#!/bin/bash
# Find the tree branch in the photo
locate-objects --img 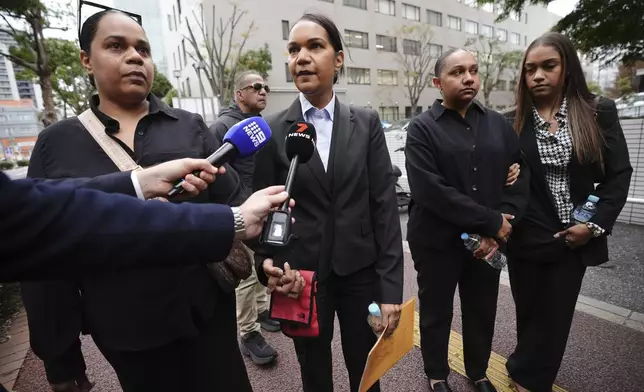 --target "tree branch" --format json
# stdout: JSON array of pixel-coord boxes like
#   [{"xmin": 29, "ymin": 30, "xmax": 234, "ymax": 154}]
[{"xmin": 0, "ymin": 51, "xmax": 37, "ymax": 72}]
